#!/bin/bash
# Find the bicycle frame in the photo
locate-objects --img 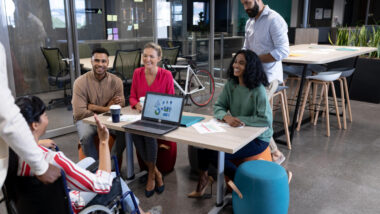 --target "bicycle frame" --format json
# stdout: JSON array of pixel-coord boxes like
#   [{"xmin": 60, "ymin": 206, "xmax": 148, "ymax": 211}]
[{"xmin": 168, "ymin": 65, "xmax": 206, "ymax": 96}]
